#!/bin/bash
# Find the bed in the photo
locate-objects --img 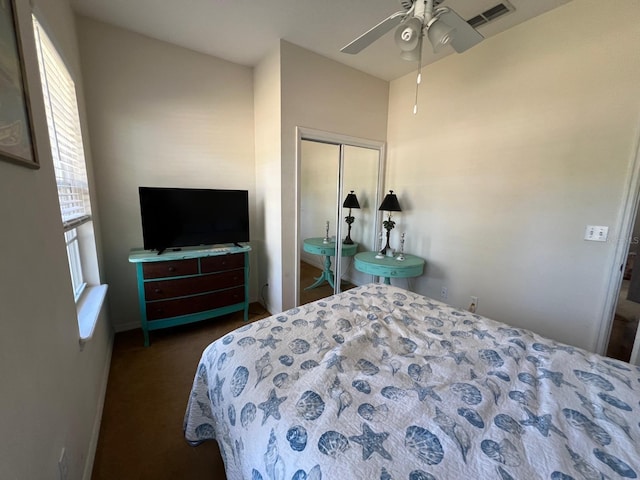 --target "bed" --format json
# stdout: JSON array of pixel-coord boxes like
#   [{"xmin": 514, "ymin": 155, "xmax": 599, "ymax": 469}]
[{"xmin": 184, "ymin": 283, "xmax": 640, "ymax": 480}]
